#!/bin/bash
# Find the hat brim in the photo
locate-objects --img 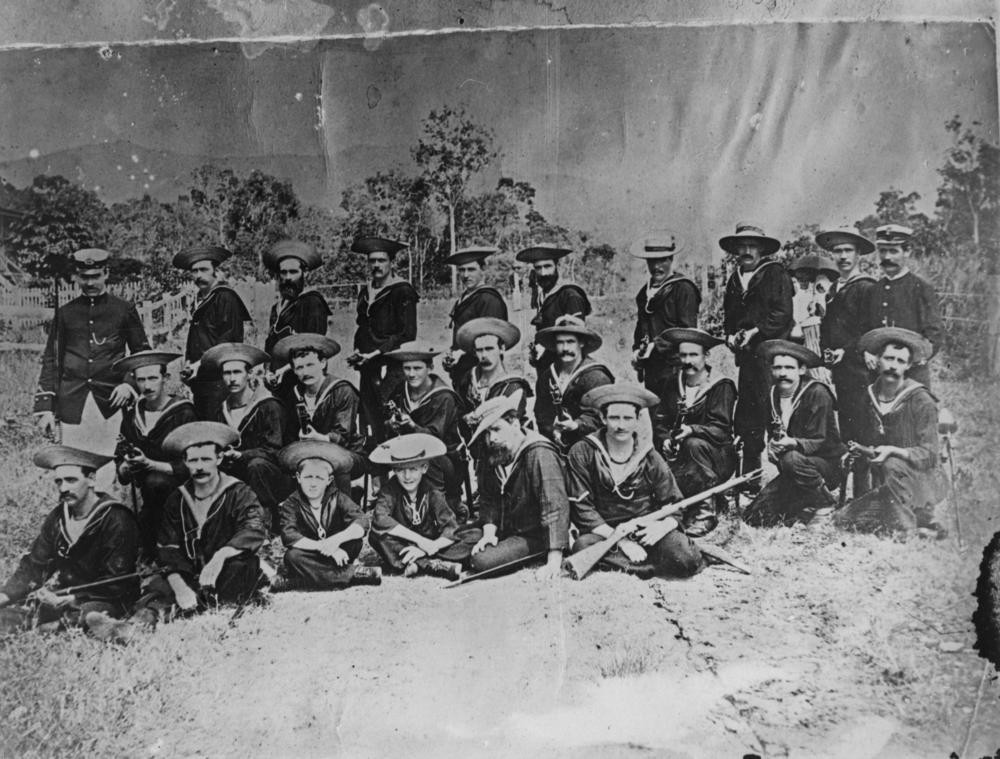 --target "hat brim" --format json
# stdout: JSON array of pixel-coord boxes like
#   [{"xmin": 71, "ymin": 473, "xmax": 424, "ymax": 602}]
[
  {"xmin": 279, "ymin": 441, "xmax": 355, "ymax": 474},
  {"xmin": 112, "ymin": 351, "xmax": 182, "ymax": 375},
  {"xmin": 202, "ymin": 343, "xmax": 270, "ymax": 369},
  {"xmin": 262, "ymin": 248, "xmax": 322, "ymax": 271},
  {"xmin": 718, "ymin": 235, "xmax": 781, "ymax": 257},
  {"xmin": 172, "ymin": 247, "xmax": 231, "ymax": 269},
  {"xmin": 163, "ymin": 422, "xmax": 240, "ymax": 456},
  {"xmin": 446, "ymin": 248, "xmax": 497, "ymax": 266},
  {"xmin": 383, "ymin": 350, "xmax": 439, "ymax": 364},
  {"xmin": 582, "ymin": 384, "xmax": 659, "ymax": 410},
  {"xmin": 467, "ymin": 394, "xmax": 522, "ymax": 445},
  {"xmin": 815, "ymin": 230, "xmax": 875, "ymax": 255},
  {"xmin": 272, "ymin": 334, "xmax": 341, "ymax": 366},
  {"xmin": 535, "ymin": 326, "xmax": 602, "ymax": 354},
  {"xmin": 857, "ymin": 328, "xmax": 930, "ymax": 365},
  {"xmin": 351, "ymin": 238, "xmax": 409, "ymax": 257},
  {"xmin": 456, "ymin": 318, "xmax": 521, "ymax": 353},
  {"xmin": 515, "ymin": 247, "xmax": 571, "ymax": 264},
  {"xmin": 33, "ymin": 445, "xmax": 112, "ymax": 471},
  {"xmin": 368, "ymin": 434, "xmax": 447, "ymax": 466},
  {"xmin": 757, "ymin": 340, "xmax": 822, "ymax": 369},
  {"xmin": 657, "ymin": 328, "xmax": 723, "ymax": 350}
]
